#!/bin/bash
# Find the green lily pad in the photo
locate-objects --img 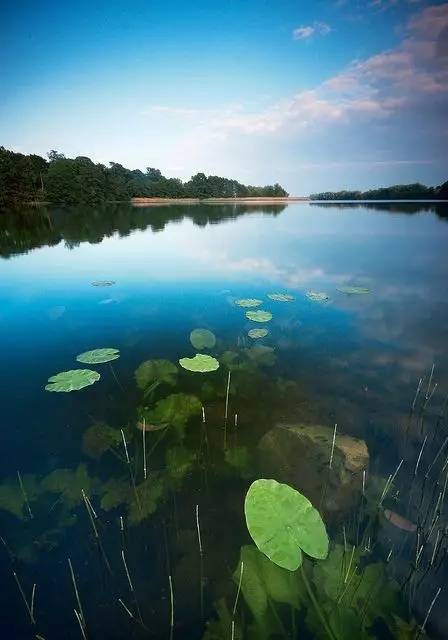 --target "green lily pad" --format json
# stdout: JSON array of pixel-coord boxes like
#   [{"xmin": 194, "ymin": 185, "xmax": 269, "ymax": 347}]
[
  {"xmin": 245, "ymin": 478, "xmax": 329, "ymax": 571},
  {"xmin": 267, "ymin": 293, "xmax": 294, "ymax": 302},
  {"xmin": 134, "ymin": 359, "xmax": 178, "ymax": 390},
  {"xmin": 248, "ymin": 328, "xmax": 269, "ymax": 339},
  {"xmin": 246, "ymin": 310, "xmax": 273, "ymax": 323},
  {"xmin": 190, "ymin": 328, "xmax": 216, "ymax": 350},
  {"xmin": 76, "ymin": 348, "xmax": 120, "ymax": 364},
  {"xmin": 235, "ymin": 298, "xmax": 263, "ymax": 308},
  {"xmin": 338, "ymin": 286, "xmax": 370, "ymax": 295},
  {"xmin": 306, "ymin": 291, "xmax": 329, "ymax": 303},
  {"xmin": 179, "ymin": 353, "xmax": 219, "ymax": 373},
  {"xmin": 45, "ymin": 369, "xmax": 100, "ymax": 392}
]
